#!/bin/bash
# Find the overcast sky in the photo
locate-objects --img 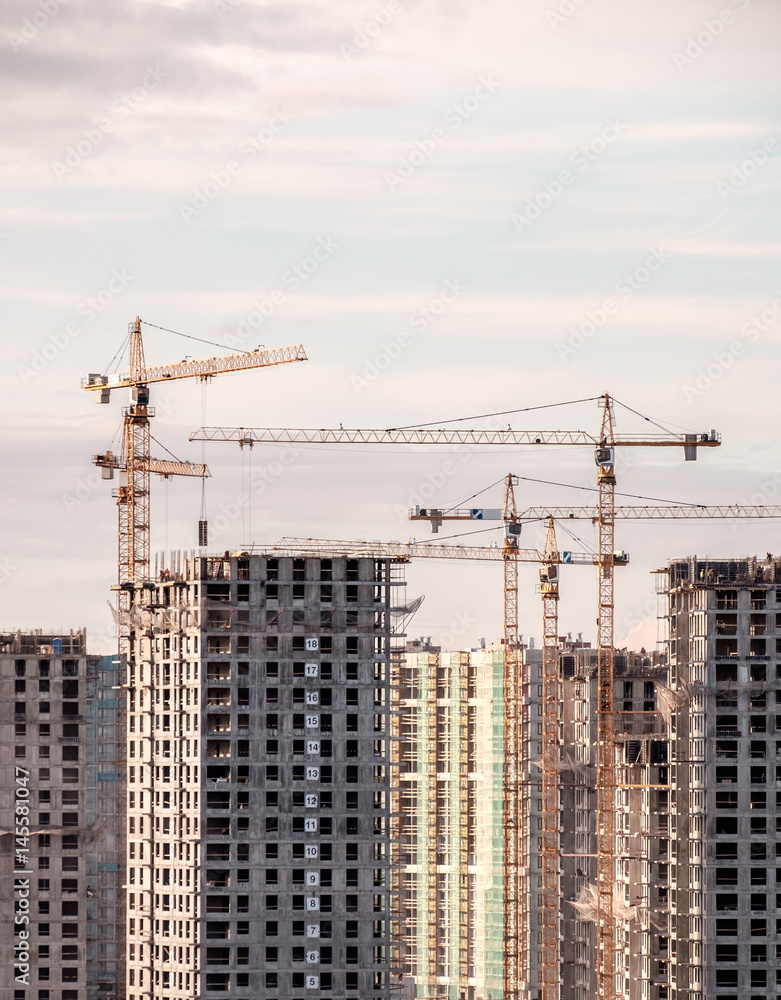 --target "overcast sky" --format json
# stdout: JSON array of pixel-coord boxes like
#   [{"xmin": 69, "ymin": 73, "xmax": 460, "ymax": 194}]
[{"xmin": 2, "ymin": 0, "xmax": 780, "ymax": 653}]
